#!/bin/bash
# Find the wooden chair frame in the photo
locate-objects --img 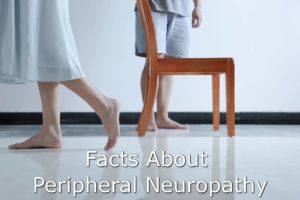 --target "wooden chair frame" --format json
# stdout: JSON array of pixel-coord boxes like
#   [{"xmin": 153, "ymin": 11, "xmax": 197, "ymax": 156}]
[{"xmin": 137, "ymin": 0, "xmax": 235, "ymax": 137}]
